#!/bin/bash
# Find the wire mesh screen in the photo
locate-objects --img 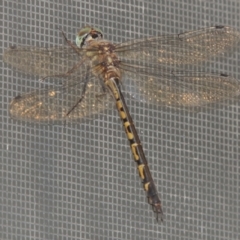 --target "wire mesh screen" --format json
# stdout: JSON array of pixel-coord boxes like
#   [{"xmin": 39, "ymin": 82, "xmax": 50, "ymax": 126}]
[{"xmin": 1, "ymin": 0, "xmax": 239, "ymax": 239}]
